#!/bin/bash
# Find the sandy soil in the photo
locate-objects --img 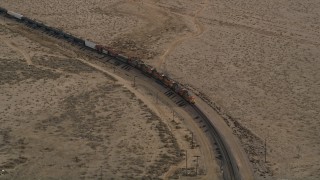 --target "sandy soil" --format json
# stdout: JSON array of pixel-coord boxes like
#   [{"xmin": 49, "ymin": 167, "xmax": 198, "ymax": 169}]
[
  {"xmin": 0, "ymin": 19, "xmax": 181, "ymax": 179},
  {"xmin": 0, "ymin": 17, "xmax": 221, "ymax": 179},
  {"xmin": 164, "ymin": 1, "xmax": 320, "ymax": 179},
  {"xmin": 0, "ymin": 0, "xmax": 201, "ymax": 60},
  {"xmin": 1, "ymin": 0, "xmax": 320, "ymax": 179}
]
